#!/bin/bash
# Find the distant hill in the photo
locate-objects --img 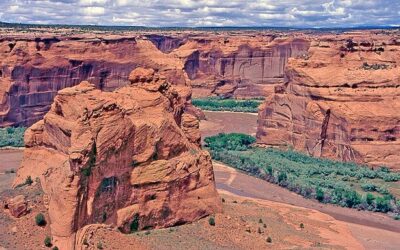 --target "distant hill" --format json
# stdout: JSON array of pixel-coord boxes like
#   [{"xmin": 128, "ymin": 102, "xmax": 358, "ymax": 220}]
[{"xmin": 0, "ymin": 21, "xmax": 398, "ymax": 32}]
